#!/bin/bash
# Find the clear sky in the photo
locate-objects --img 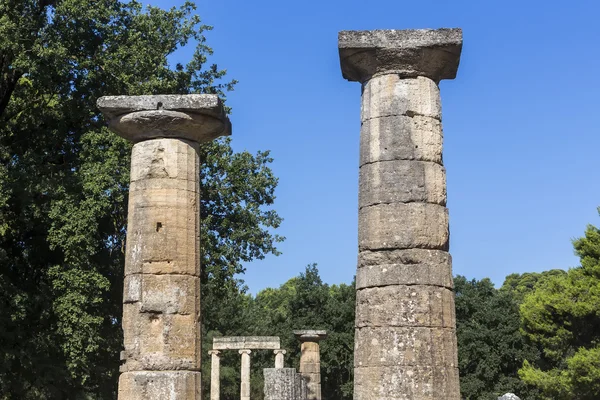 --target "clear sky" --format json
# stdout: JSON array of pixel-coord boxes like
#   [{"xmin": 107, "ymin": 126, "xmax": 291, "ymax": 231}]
[{"xmin": 149, "ymin": 0, "xmax": 600, "ymax": 294}]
